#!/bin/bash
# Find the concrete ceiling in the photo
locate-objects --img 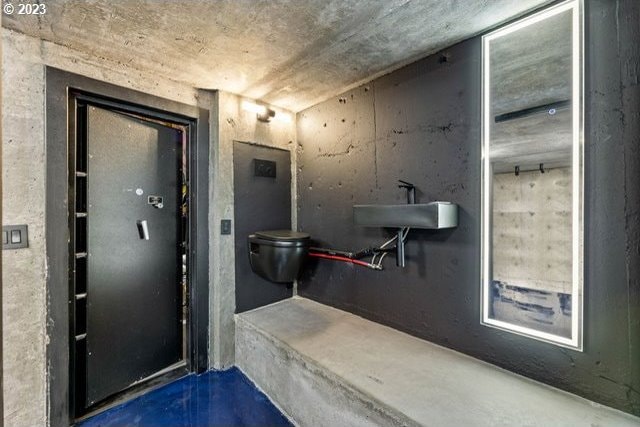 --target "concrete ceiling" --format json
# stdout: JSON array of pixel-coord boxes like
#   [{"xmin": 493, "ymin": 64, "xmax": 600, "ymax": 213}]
[
  {"xmin": 3, "ymin": 0, "xmax": 550, "ymax": 111},
  {"xmin": 490, "ymin": 8, "xmax": 574, "ymax": 173}
]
